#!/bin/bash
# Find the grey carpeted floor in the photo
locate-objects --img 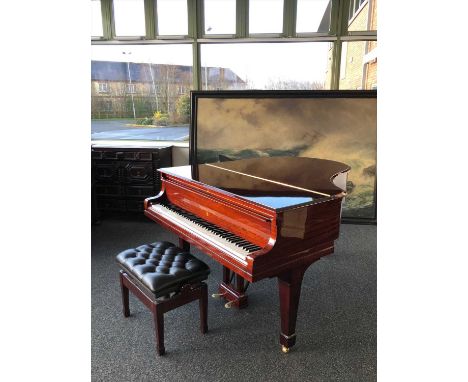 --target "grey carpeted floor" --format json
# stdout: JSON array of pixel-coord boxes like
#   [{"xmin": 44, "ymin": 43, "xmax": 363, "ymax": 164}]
[{"xmin": 92, "ymin": 217, "xmax": 376, "ymax": 382}]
